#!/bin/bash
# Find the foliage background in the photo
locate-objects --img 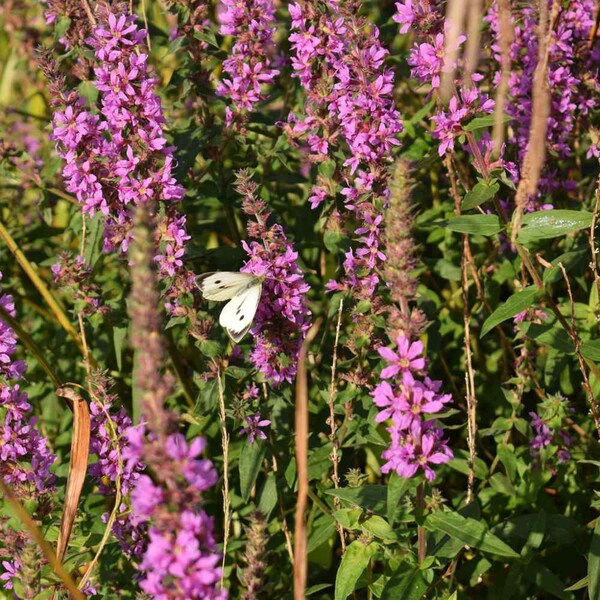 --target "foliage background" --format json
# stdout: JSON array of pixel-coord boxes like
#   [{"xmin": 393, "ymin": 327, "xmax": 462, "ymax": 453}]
[{"xmin": 0, "ymin": 0, "xmax": 599, "ymax": 598}]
